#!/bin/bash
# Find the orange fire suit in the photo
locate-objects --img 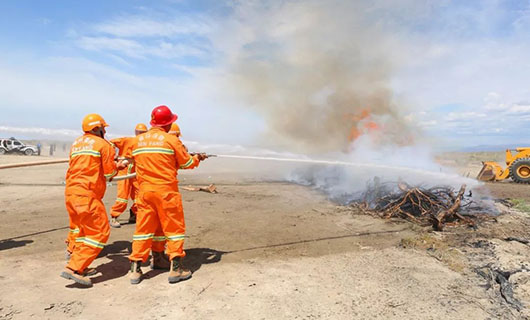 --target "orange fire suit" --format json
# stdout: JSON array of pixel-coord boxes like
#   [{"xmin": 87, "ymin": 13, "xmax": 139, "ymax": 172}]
[
  {"xmin": 109, "ymin": 137, "xmax": 138, "ymax": 218},
  {"xmin": 128, "ymin": 127, "xmax": 200, "ymax": 262},
  {"xmin": 64, "ymin": 133, "xmax": 116, "ymax": 273}
]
